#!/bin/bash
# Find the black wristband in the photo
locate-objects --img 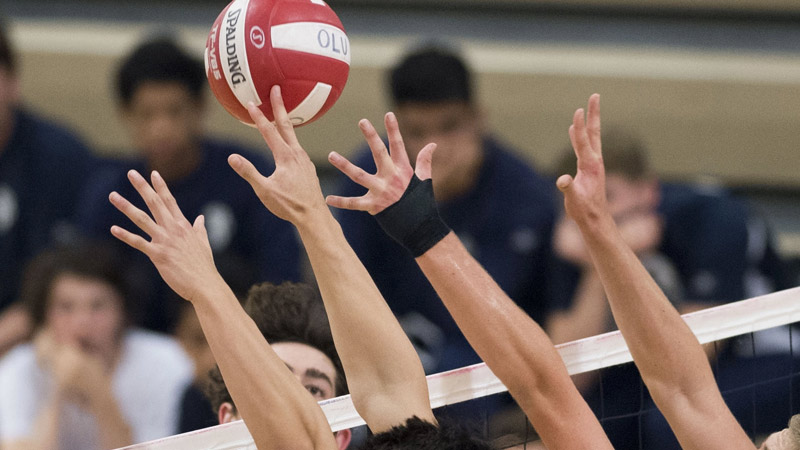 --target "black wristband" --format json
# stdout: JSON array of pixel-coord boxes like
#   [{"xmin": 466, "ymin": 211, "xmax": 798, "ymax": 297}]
[{"xmin": 374, "ymin": 176, "xmax": 451, "ymax": 257}]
